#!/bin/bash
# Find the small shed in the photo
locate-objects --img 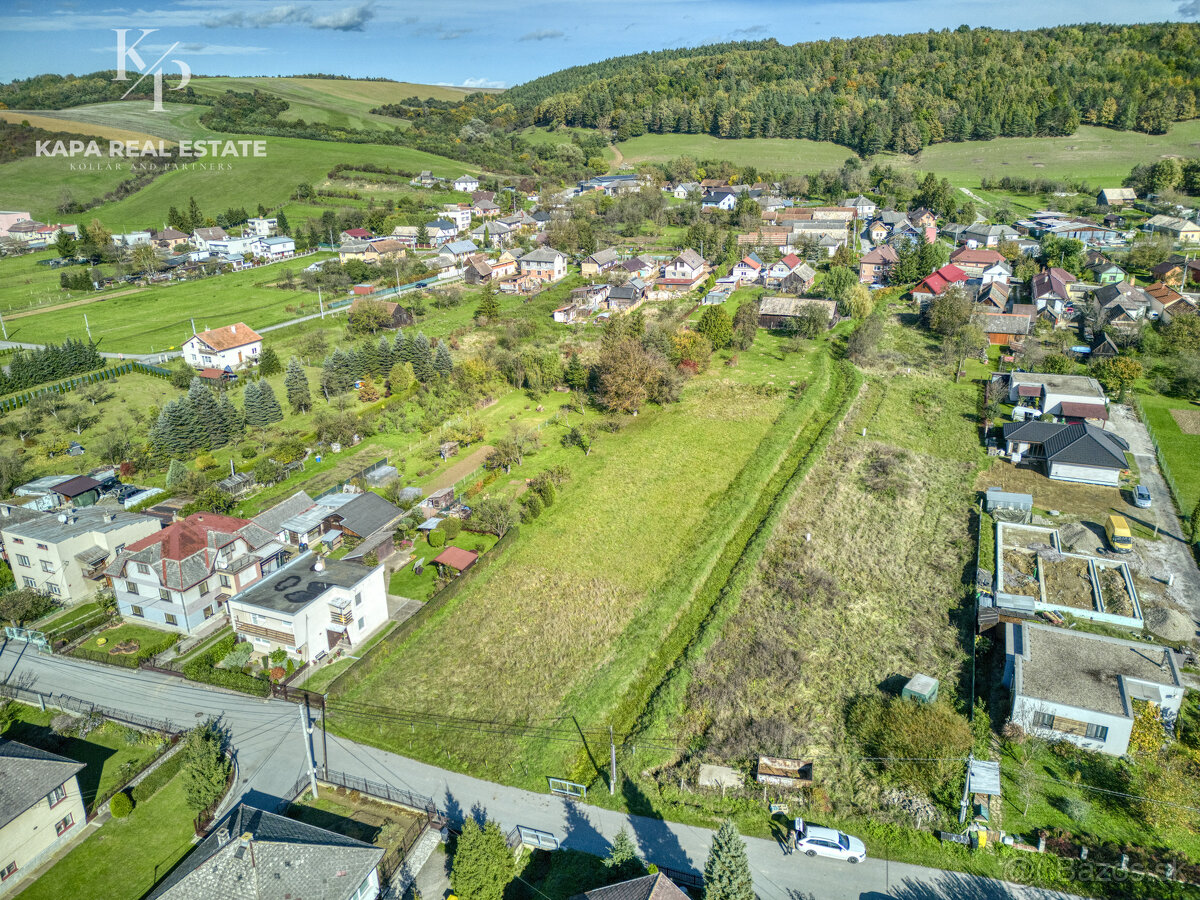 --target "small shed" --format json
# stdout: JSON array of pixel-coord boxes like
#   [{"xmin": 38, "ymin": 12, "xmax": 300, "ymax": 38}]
[
  {"xmin": 364, "ymin": 465, "xmax": 399, "ymax": 488},
  {"xmin": 984, "ymin": 488, "xmax": 1033, "ymax": 524},
  {"xmin": 425, "ymin": 487, "xmax": 456, "ymax": 510},
  {"xmin": 216, "ymin": 471, "xmax": 257, "ymax": 496},
  {"xmin": 351, "ymin": 283, "xmax": 376, "ymax": 296},
  {"xmin": 432, "ymin": 546, "xmax": 479, "ymax": 573},
  {"xmin": 416, "ymin": 517, "xmax": 443, "ymax": 533},
  {"xmin": 902, "ymin": 674, "xmax": 939, "ymax": 704},
  {"xmin": 754, "ymin": 756, "xmax": 814, "ymax": 788},
  {"xmin": 439, "ymin": 441, "xmax": 460, "ymax": 460},
  {"xmin": 967, "ymin": 759, "xmax": 1002, "ymax": 797}
]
